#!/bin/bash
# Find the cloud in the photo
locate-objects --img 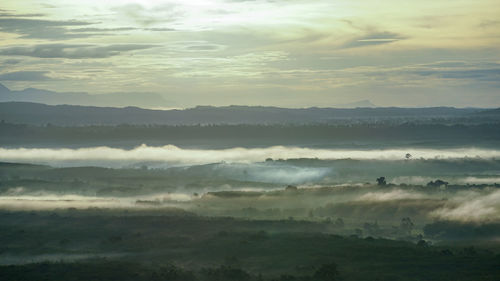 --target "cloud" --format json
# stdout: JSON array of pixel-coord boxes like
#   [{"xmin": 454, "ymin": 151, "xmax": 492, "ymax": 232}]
[
  {"xmin": 0, "ymin": 11, "xmax": 45, "ymax": 18},
  {"xmin": 0, "ymin": 15, "xmax": 138, "ymax": 39},
  {"xmin": 60, "ymin": 26, "xmax": 139, "ymax": 38},
  {"xmin": 144, "ymin": 27, "xmax": 176, "ymax": 32},
  {"xmin": 0, "ymin": 44, "xmax": 158, "ymax": 59},
  {"xmin": 402, "ymin": 61, "xmax": 500, "ymax": 83},
  {"xmin": 413, "ymin": 68, "xmax": 500, "ymax": 82},
  {"xmin": 185, "ymin": 45, "xmax": 223, "ymax": 51},
  {"xmin": 478, "ymin": 19, "xmax": 500, "ymax": 29},
  {"xmin": 0, "ymin": 70, "xmax": 51, "ymax": 81},
  {"xmin": 70, "ymin": 27, "xmax": 137, "ymax": 33},
  {"xmin": 113, "ymin": 3, "xmax": 184, "ymax": 26},
  {"xmin": 325, "ymin": 61, "xmax": 500, "ymax": 89},
  {"xmin": 2, "ymin": 59, "xmax": 22, "ymax": 65},
  {"xmin": 0, "ymin": 18, "xmax": 93, "ymax": 39},
  {"xmin": 342, "ymin": 32, "xmax": 405, "ymax": 48},
  {"xmin": 1, "ymin": 145, "xmax": 500, "ymax": 167}
]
